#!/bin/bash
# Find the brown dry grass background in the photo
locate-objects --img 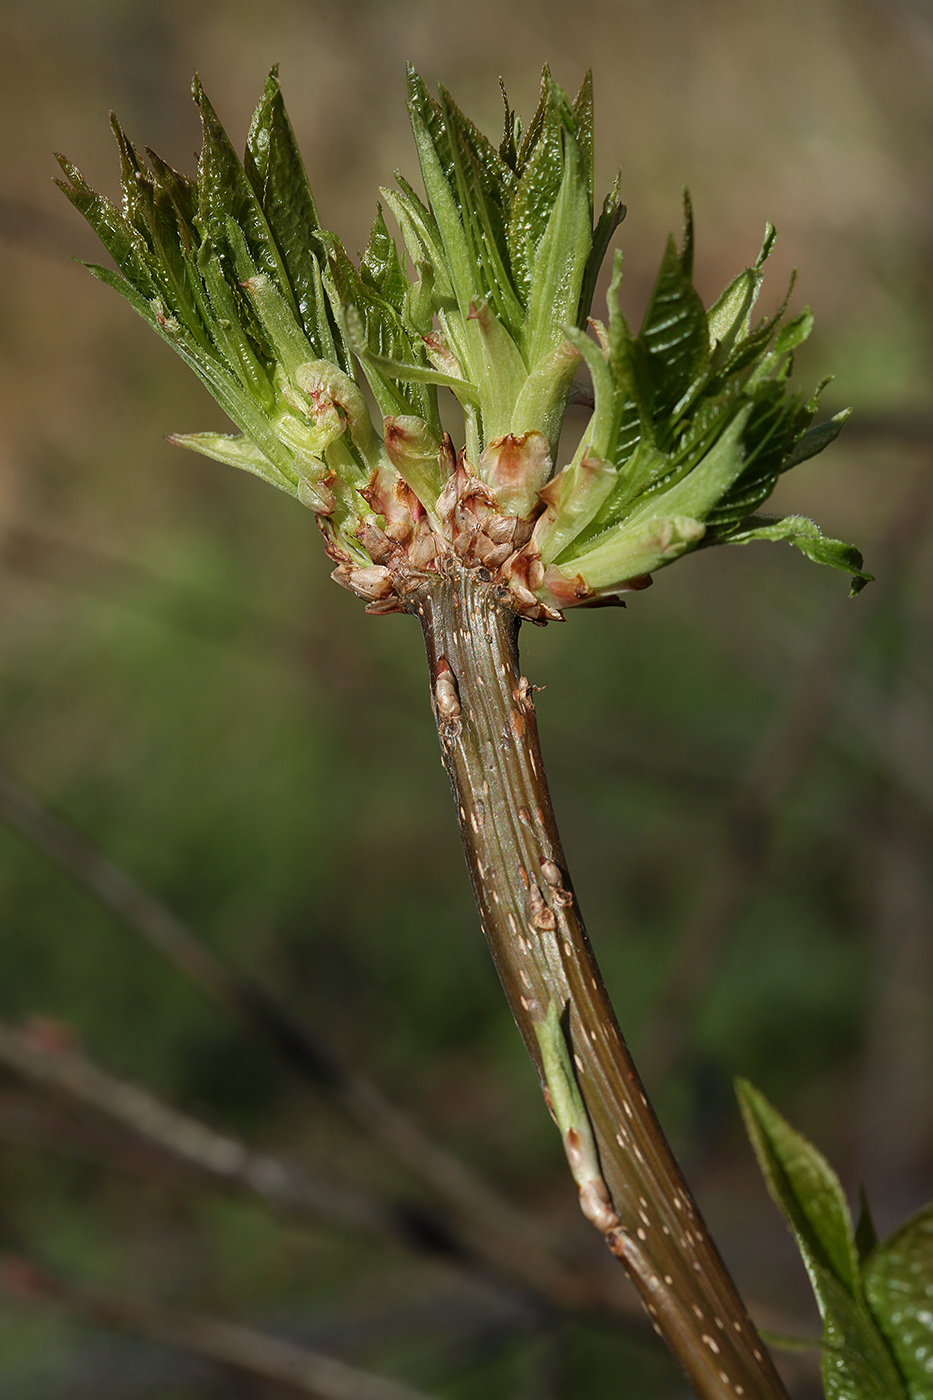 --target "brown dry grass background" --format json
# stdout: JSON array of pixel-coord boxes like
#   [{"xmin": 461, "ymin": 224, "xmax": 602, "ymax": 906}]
[{"xmin": 0, "ymin": 2, "xmax": 930, "ymax": 1397}]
